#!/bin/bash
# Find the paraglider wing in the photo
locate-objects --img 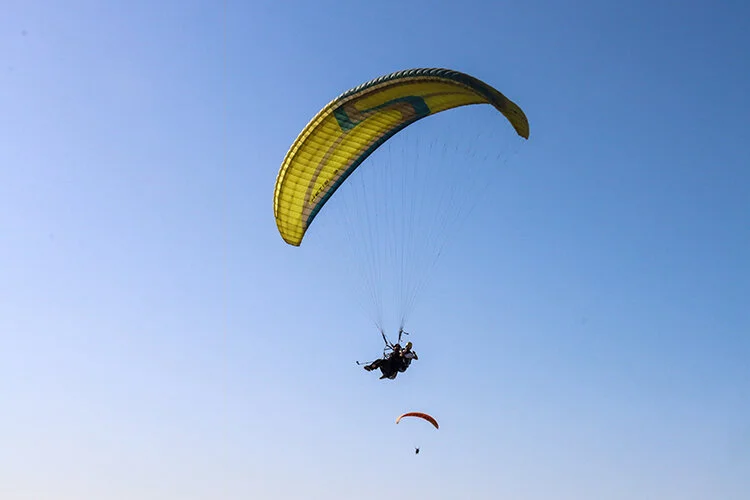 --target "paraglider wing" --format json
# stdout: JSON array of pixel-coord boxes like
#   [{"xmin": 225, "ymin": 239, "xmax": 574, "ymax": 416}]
[
  {"xmin": 273, "ymin": 68, "xmax": 529, "ymax": 246},
  {"xmin": 396, "ymin": 411, "xmax": 439, "ymax": 430}
]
